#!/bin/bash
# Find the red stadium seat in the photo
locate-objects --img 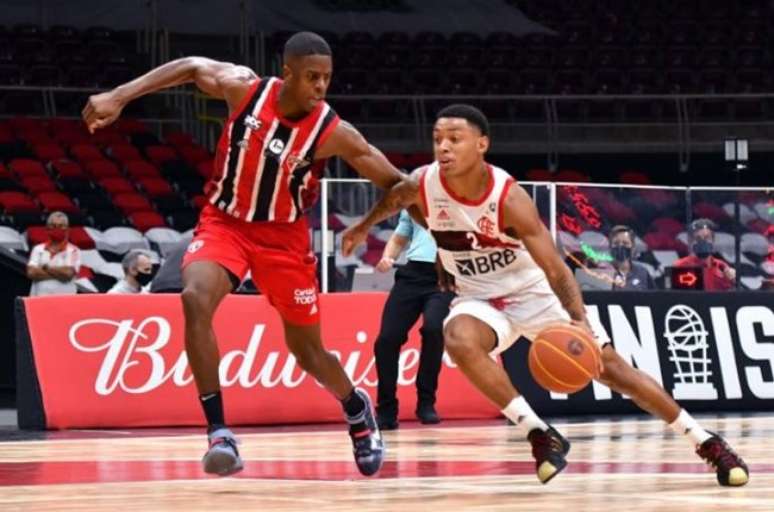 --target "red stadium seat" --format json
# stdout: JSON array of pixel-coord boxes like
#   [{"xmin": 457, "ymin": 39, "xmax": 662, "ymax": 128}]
[
  {"xmin": 693, "ymin": 201, "xmax": 731, "ymax": 223},
  {"xmin": 99, "ymin": 177, "xmax": 136, "ymax": 195},
  {"xmin": 0, "ymin": 191, "xmax": 40, "ymax": 214},
  {"xmin": 144, "ymin": 145, "xmax": 178, "ymax": 166},
  {"xmin": 8, "ymin": 117, "xmax": 42, "ymax": 132},
  {"xmin": 643, "ymin": 232, "xmax": 689, "ymax": 253},
  {"xmin": 113, "ymin": 193, "xmax": 153, "ymax": 214},
  {"xmin": 84, "ymin": 160, "xmax": 122, "ymax": 179},
  {"xmin": 128, "ymin": 210, "xmax": 167, "ymax": 232},
  {"xmin": 17, "ymin": 128, "xmax": 53, "ymax": 145},
  {"xmin": 125, "ymin": 160, "xmax": 161, "ymax": 180},
  {"xmin": 164, "ymin": 131, "xmax": 194, "ymax": 147},
  {"xmin": 115, "ymin": 118, "xmax": 148, "ymax": 135},
  {"xmin": 37, "ymin": 192, "xmax": 81, "ymax": 215},
  {"xmin": 9, "ymin": 158, "xmax": 48, "ymax": 177},
  {"xmin": 33, "ymin": 143, "xmax": 66, "ymax": 161},
  {"xmin": 556, "ymin": 169, "xmax": 590, "ymax": 182},
  {"xmin": 138, "ymin": 177, "xmax": 175, "ymax": 198},
  {"xmin": 620, "ymin": 170, "xmax": 652, "ymax": 185},
  {"xmin": 0, "ymin": 163, "xmax": 12, "ymax": 180},
  {"xmin": 107, "ymin": 143, "xmax": 142, "ymax": 164},
  {"xmin": 50, "ymin": 159, "xmax": 87, "ymax": 179},
  {"xmin": 70, "ymin": 143, "xmax": 104, "ymax": 163},
  {"xmin": 54, "ymin": 130, "xmax": 91, "ymax": 146},
  {"xmin": 27, "ymin": 225, "xmax": 95, "ymax": 249},
  {"xmin": 526, "ymin": 168, "xmax": 554, "ymax": 181},
  {"xmin": 90, "ymin": 130, "xmax": 127, "ymax": 147},
  {"xmin": 177, "ymin": 145, "xmax": 211, "ymax": 166},
  {"xmin": 650, "ymin": 217, "xmax": 684, "ymax": 236},
  {"xmin": 20, "ymin": 176, "xmax": 58, "ymax": 194},
  {"xmin": 192, "ymin": 194, "xmax": 208, "ymax": 210},
  {"xmin": 196, "ymin": 160, "xmax": 214, "ymax": 179}
]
